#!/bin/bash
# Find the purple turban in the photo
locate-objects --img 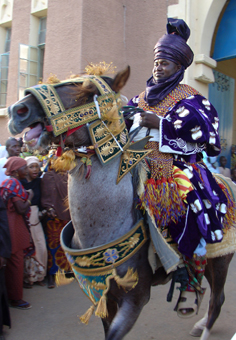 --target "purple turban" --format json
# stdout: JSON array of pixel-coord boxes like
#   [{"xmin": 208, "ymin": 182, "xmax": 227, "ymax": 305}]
[
  {"xmin": 154, "ymin": 18, "xmax": 193, "ymax": 69},
  {"xmin": 144, "ymin": 18, "xmax": 194, "ymax": 106}
]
